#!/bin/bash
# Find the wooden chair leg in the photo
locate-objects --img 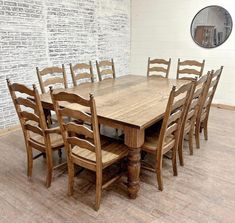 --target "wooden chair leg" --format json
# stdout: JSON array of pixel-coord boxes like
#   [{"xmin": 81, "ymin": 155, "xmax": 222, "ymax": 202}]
[
  {"xmin": 95, "ymin": 171, "xmax": 102, "ymax": 211},
  {"xmin": 178, "ymin": 135, "xmax": 184, "ymax": 166},
  {"xmin": 27, "ymin": 146, "xmax": 33, "ymax": 178},
  {"xmin": 195, "ymin": 123, "xmax": 200, "ymax": 149},
  {"xmin": 172, "ymin": 147, "xmax": 178, "ymax": 176},
  {"xmin": 203, "ymin": 120, "xmax": 208, "ymax": 140},
  {"xmin": 68, "ymin": 162, "xmax": 75, "ymax": 196},
  {"xmin": 189, "ymin": 129, "xmax": 194, "ymax": 155},
  {"xmin": 45, "ymin": 149, "xmax": 53, "ymax": 188},
  {"xmin": 156, "ymin": 166, "xmax": 163, "ymax": 191},
  {"xmin": 156, "ymin": 155, "xmax": 163, "ymax": 191}
]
